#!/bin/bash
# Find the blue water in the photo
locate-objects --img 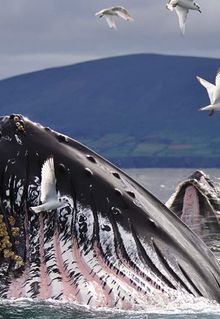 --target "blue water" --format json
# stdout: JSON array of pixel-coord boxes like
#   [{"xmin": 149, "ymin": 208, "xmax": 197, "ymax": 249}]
[
  {"xmin": 1, "ymin": 168, "xmax": 220, "ymax": 319},
  {"xmin": 1, "ymin": 299, "xmax": 220, "ymax": 319}
]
